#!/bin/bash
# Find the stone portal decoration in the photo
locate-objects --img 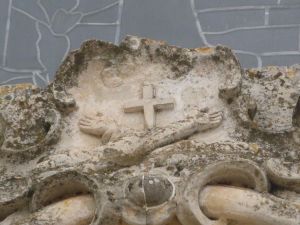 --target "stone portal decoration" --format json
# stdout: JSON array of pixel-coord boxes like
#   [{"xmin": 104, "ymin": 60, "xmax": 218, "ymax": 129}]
[{"xmin": 0, "ymin": 36, "xmax": 299, "ymax": 225}]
